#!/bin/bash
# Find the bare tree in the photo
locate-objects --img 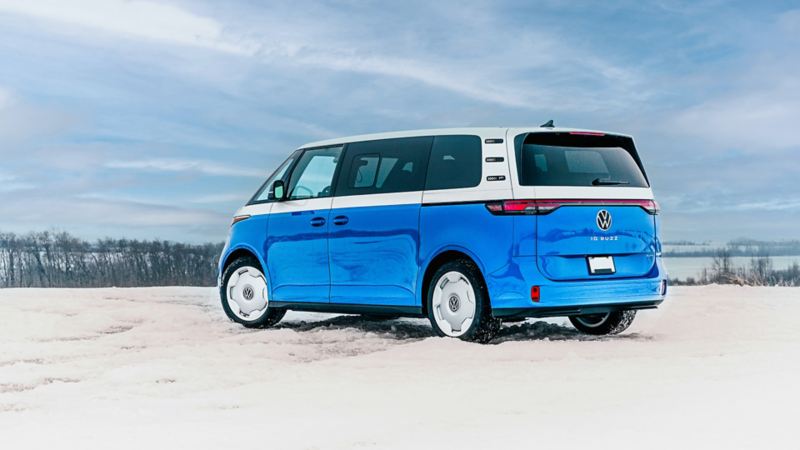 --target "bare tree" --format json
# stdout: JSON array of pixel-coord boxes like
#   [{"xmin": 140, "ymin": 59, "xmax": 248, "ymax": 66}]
[{"xmin": 0, "ymin": 231, "xmax": 223, "ymax": 288}]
